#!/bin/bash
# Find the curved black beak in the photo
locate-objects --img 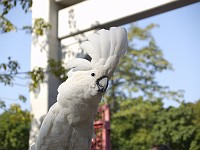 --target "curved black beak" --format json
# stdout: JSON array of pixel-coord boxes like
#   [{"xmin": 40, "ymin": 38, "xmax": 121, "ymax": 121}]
[{"xmin": 96, "ymin": 76, "xmax": 109, "ymax": 92}]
